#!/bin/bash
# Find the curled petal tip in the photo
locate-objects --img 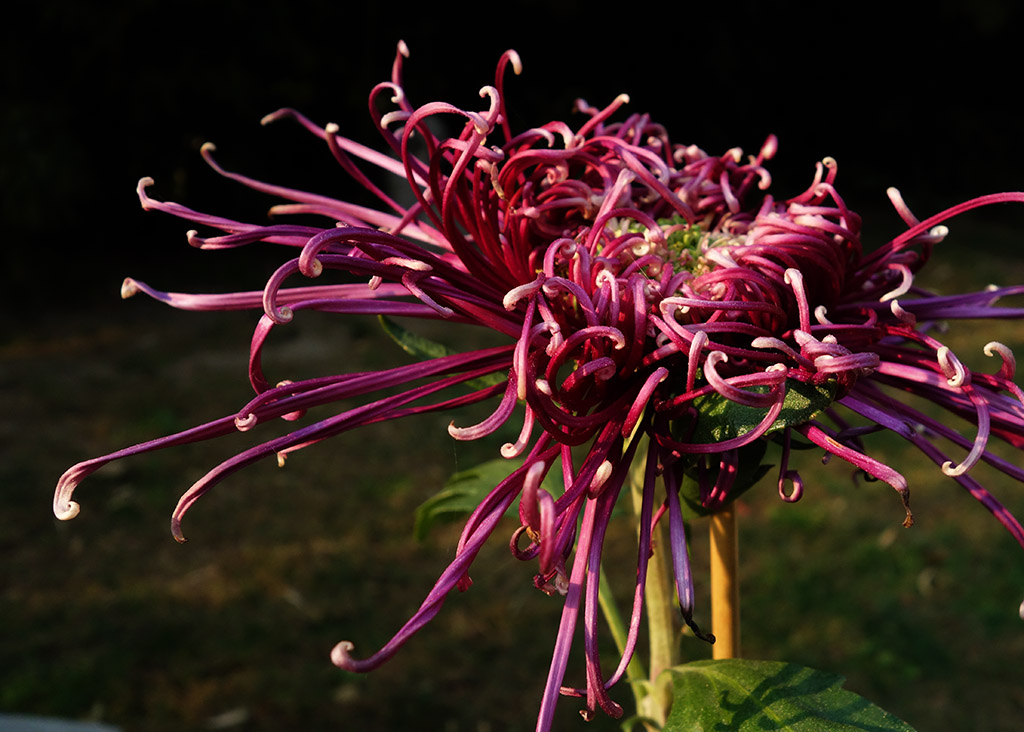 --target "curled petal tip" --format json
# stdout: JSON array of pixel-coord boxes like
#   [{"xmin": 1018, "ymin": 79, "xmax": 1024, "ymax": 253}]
[
  {"xmin": 499, "ymin": 443, "xmax": 519, "ymax": 458},
  {"xmin": 54, "ymin": 500, "xmax": 80, "ymax": 521},
  {"xmin": 304, "ymin": 259, "xmax": 323, "ymax": 278},
  {"xmin": 260, "ymin": 108, "xmax": 293, "ymax": 126},
  {"xmin": 937, "ymin": 346, "xmax": 970, "ymax": 388},
  {"xmin": 137, "ymin": 177, "xmax": 158, "ymax": 209},
  {"xmin": 54, "ymin": 469, "xmax": 84, "ymax": 520},
  {"xmin": 397, "ymin": 40, "xmax": 409, "ymax": 58},
  {"xmin": 984, "ymin": 341, "xmax": 1015, "ymax": 369},
  {"xmin": 325, "ymin": 122, "xmax": 340, "ymax": 135},
  {"xmin": 120, "ymin": 278, "xmax": 139, "ymax": 299},
  {"xmin": 941, "ymin": 459, "xmax": 970, "ymax": 477},
  {"xmin": 506, "ymin": 49, "xmax": 522, "ymax": 75},
  {"xmin": 273, "ymin": 306, "xmax": 294, "ymax": 324},
  {"xmin": 380, "ymin": 110, "xmax": 408, "ymax": 129},
  {"xmin": 200, "ymin": 141, "xmax": 217, "ymax": 154},
  {"xmin": 330, "ymin": 640, "xmax": 357, "ymax": 668}
]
